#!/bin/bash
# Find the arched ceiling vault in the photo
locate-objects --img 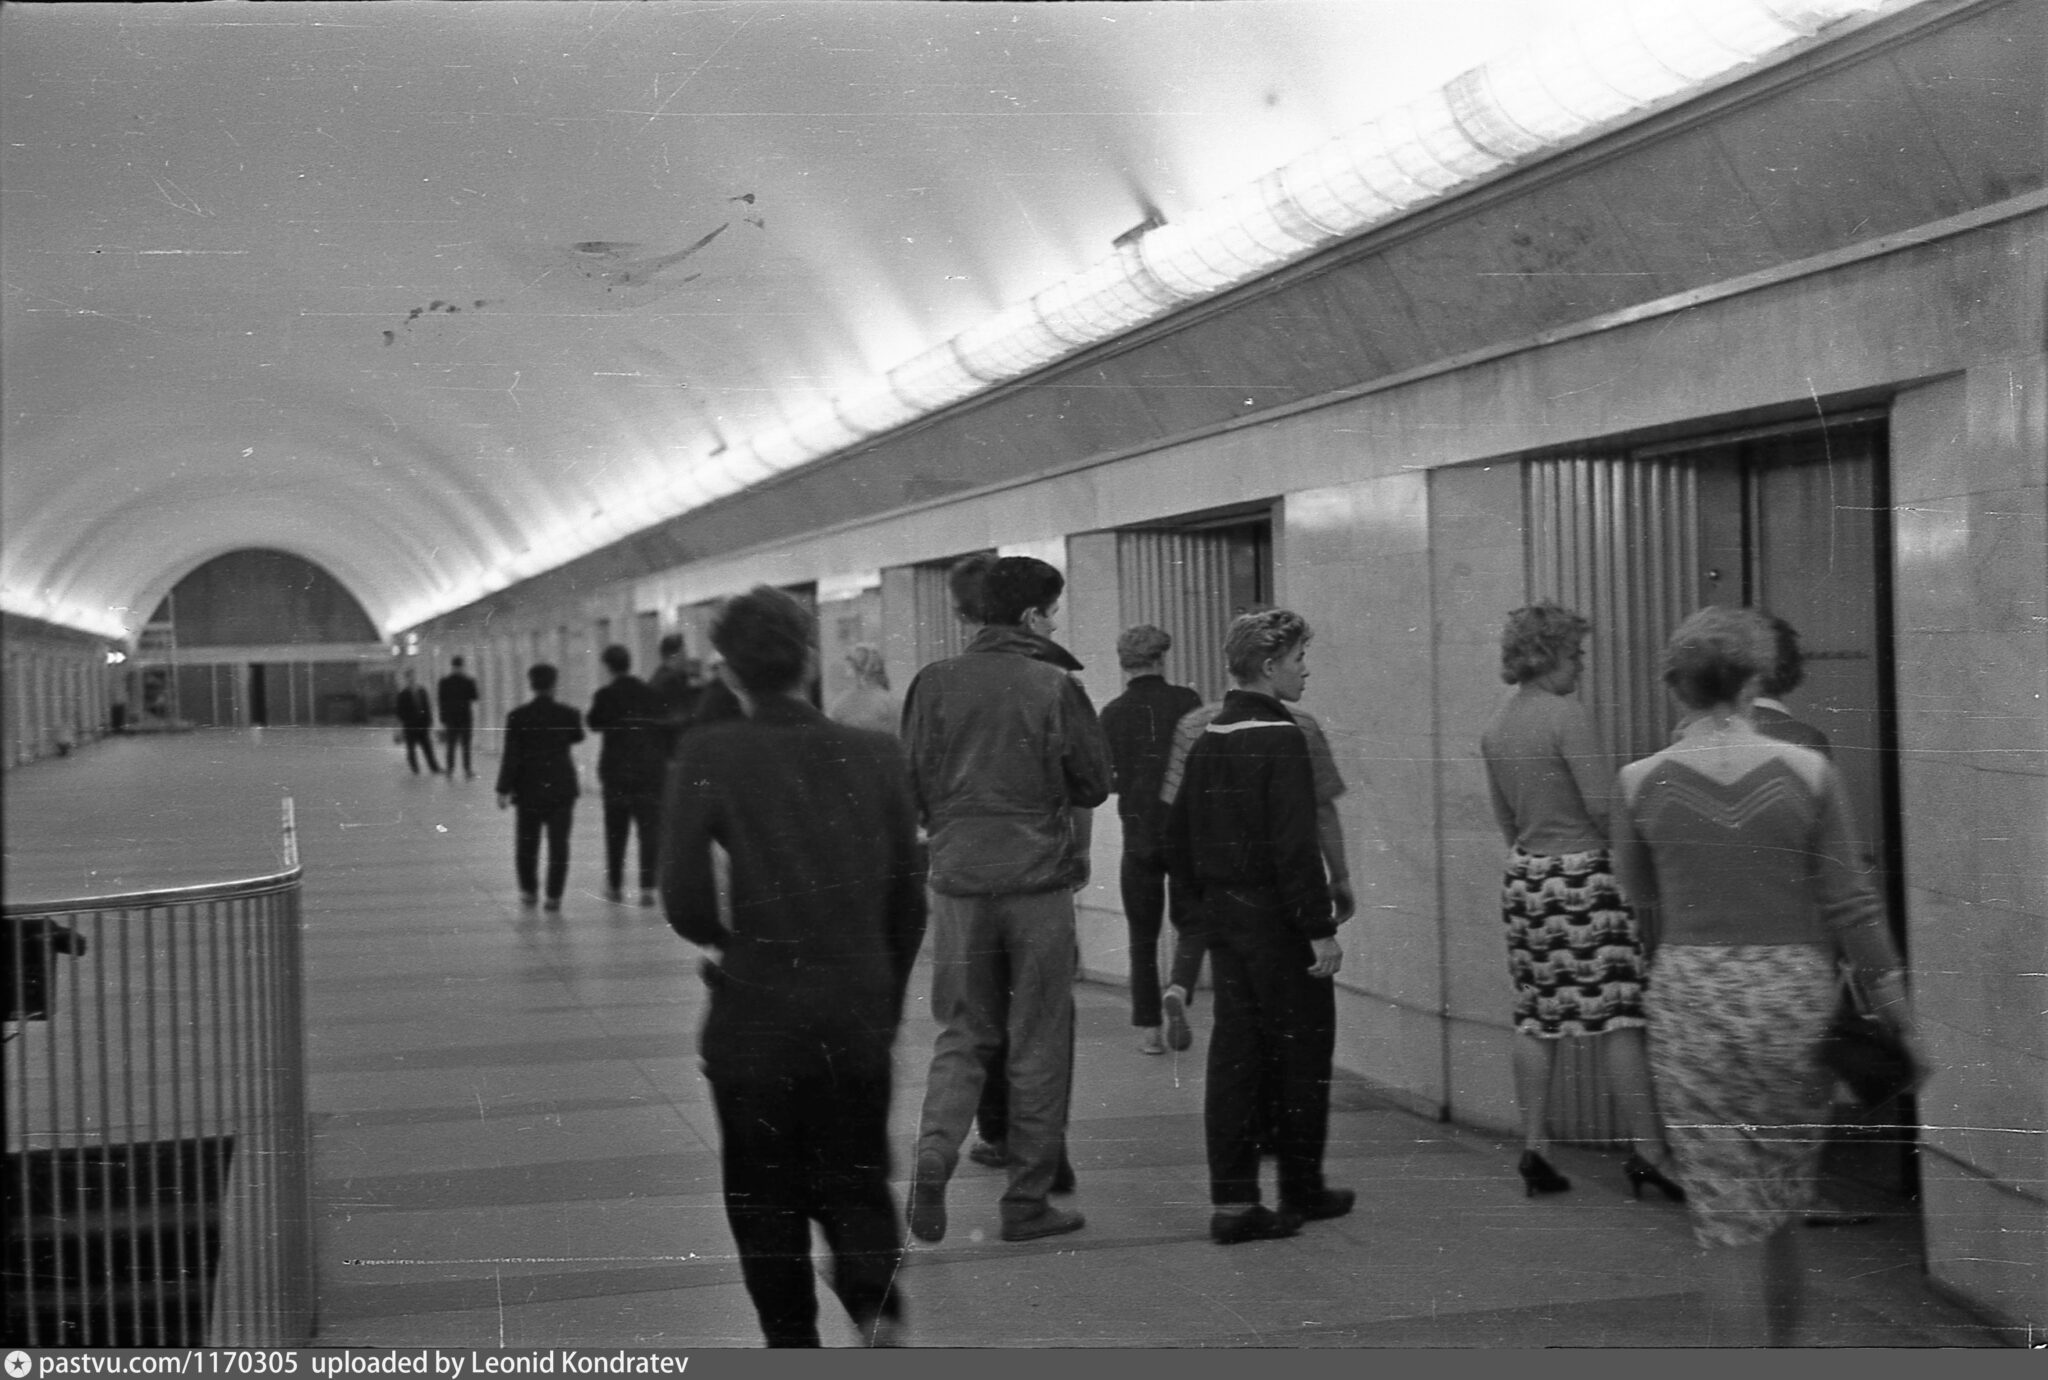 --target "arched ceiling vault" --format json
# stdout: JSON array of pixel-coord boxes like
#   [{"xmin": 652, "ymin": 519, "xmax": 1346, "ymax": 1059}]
[{"xmin": 1, "ymin": 0, "xmax": 1868, "ymax": 641}]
